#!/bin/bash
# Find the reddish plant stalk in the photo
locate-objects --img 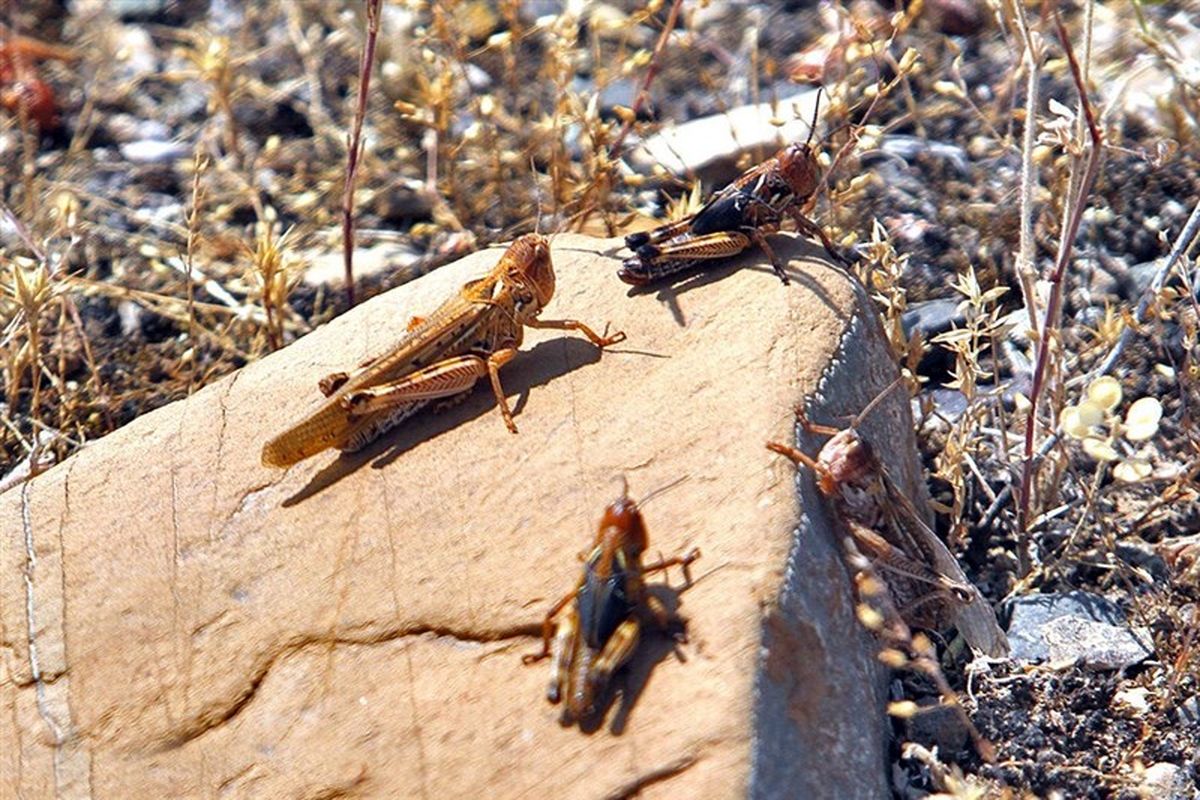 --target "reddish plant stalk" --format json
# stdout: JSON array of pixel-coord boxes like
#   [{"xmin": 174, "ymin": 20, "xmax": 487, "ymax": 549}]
[
  {"xmin": 1016, "ymin": 13, "xmax": 1104, "ymax": 537},
  {"xmin": 607, "ymin": 0, "xmax": 684, "ymax": 160}
]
